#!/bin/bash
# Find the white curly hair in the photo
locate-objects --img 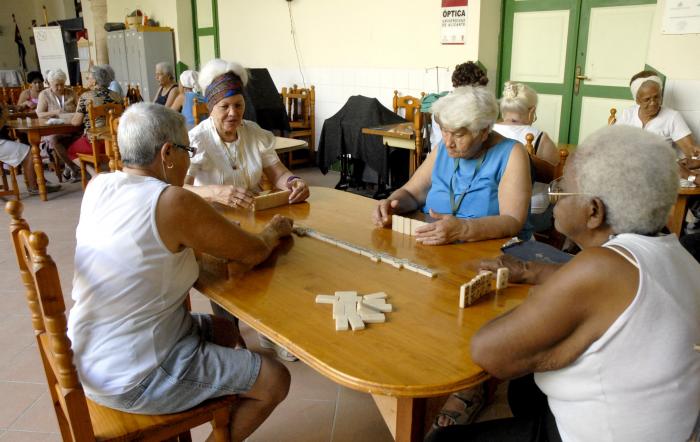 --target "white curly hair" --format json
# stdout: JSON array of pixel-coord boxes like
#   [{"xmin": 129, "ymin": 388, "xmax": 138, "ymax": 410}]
[
  {"xmin": 431, "ymin": 86, "xmax": 498, "ymax": 134},
  {"xmin": 571, "ymin": 125, "xmax": 679, "ymax": 235},
  {"xmin": 197, "ymin": 59, "xmax": 249, "ymax": 95}
]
